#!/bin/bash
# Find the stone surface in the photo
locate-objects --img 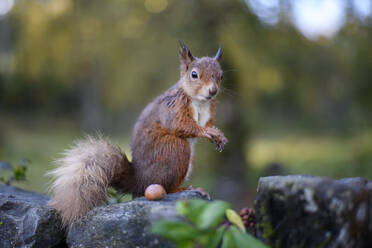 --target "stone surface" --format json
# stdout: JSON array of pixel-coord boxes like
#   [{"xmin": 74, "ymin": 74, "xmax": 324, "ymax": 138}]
[
  {"xmin": 0, "ymin": 184, "xmax": 65, "ymax": 248},
  {"xmin": 5, "ymin": 175, "xmax": 372, "ymax": 248},
  {"xmin": 255, "ymin": 175, "xmax": 372, "ymax": 248},
  {"xmin": 67, "ymin": 190, "xmax": 208, "ymax": 248},
  {"xmin": 0, "ymin": 161, "xmax": 12, "ymax": 170}
]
